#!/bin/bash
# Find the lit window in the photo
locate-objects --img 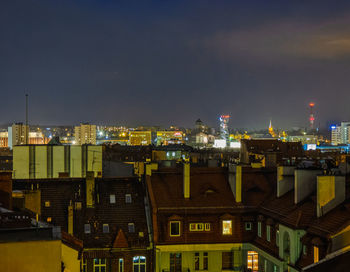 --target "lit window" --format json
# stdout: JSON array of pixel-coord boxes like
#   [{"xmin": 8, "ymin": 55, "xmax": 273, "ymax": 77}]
[
  {"xmin": 84, "ymin": 224, "xmax": 91, "ymax": 234},
  {"xmin": 75, "ymin": 202, "xmax": 82, "ymax": 210},
  {"xmin": 170, "ymin": 221, "xmax": 180, "ymax": 236},
  {"xmin": 222, "ymin": 220, "xmax": 232, "ymax": 235},
  {"xmin": 47, "ymin": 217, "xmax": 52, "ymax": 223},
  {"xmin": 103, "ymin": 224, "xmax": 109, "ymax": 233},
  {"xmin": 313, "ymin": 246, "xmax": 319, "ymax": 263},
  {"xmin": 190, "ymin": 223, "xmax": 206, "ymax": 232},
  {"xmin": 266, "ymin": 225, "xmax": 271, "ymax": 242},
  {"xmin": 93, "ymin": 258, "xmax": 106, "ymax": 272},
  {"xmin": 245, "ymin": 222, "xmax": 252, "ymax": 231},
  {"xmin": 133, "ymin": 256, "xmax": 146, "ymax": 272},
  {"xmin": 119, "ymin": 258, "xmax": 124, "ymax": 272},
  {"xmin": 125, "ymin": 194, "xmax": 132, "ymax": 203},
  {"xmin": 258, "ymin": 222, "xmax": 262, "ymax": 237},
  {"xmin": 128, "ymin": 223, "xmax": 135, "ymax": 233},
  {"xmin": 110, "ymin": 194, "xmax": 116, "ymax": 204},
  {"xmin": 45, "ymin": 201, "xmax": 50, "ymax": 207},
  {"xmin": 247, "ymin": 251, "xmax": 259, "ymax": 271}
]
